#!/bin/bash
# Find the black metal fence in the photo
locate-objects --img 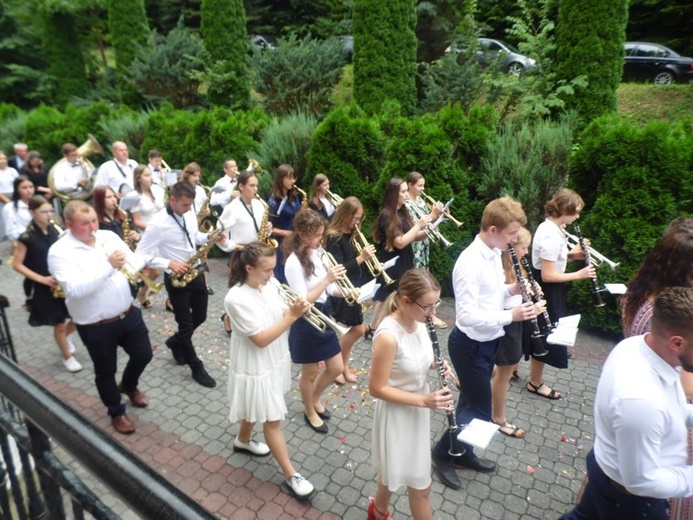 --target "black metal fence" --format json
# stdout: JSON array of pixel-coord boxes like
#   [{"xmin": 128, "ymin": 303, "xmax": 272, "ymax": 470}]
[{"xmin": 0, "ymin": 295, "xmax": 218, "ymax": 520}]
